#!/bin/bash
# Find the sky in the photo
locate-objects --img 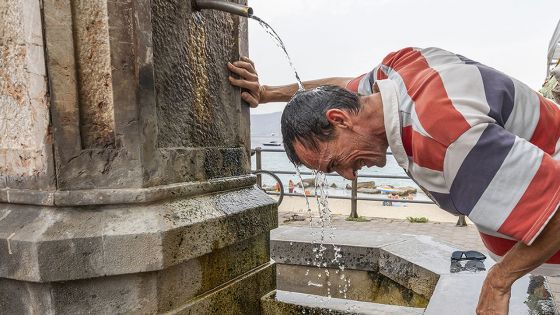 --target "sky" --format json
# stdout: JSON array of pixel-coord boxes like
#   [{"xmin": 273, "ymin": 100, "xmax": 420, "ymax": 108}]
[{"xmin": 247, "ymin": 0, "xmax": 560, "ymax": 114}]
